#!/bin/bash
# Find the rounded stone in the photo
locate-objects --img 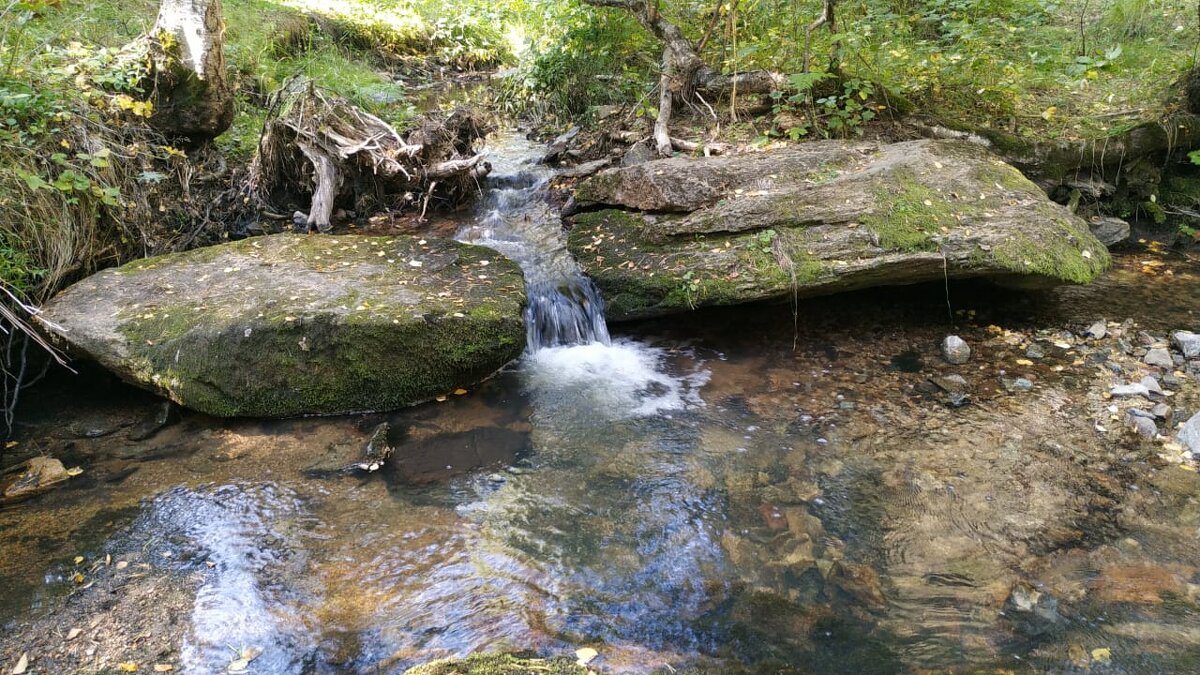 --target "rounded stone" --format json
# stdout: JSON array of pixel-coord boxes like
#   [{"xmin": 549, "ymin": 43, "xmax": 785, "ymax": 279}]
[{"xmin": 942, "ymin": 335, "xmax": 972, "ymax": 365}]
